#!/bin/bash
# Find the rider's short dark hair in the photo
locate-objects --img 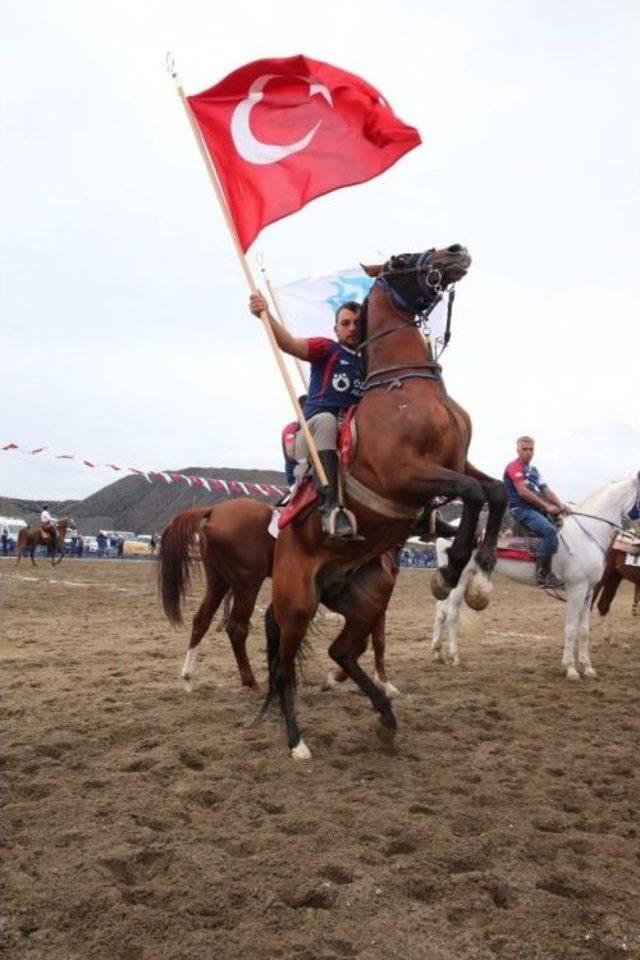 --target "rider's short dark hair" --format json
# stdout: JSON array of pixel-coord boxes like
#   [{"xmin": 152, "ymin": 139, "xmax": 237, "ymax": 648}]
[{"xmin": 334, "ymin": 300, "xmax": 361, "ymax": 322}]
